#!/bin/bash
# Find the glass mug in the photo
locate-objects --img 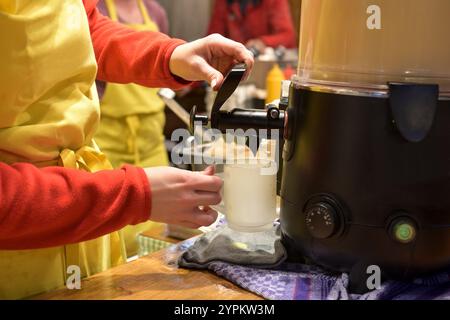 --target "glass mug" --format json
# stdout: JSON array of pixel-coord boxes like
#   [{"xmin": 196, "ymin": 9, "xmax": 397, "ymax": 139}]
[{"xmin": 217, "ymin": 159, "xmax": 278, "ymax": 232}]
